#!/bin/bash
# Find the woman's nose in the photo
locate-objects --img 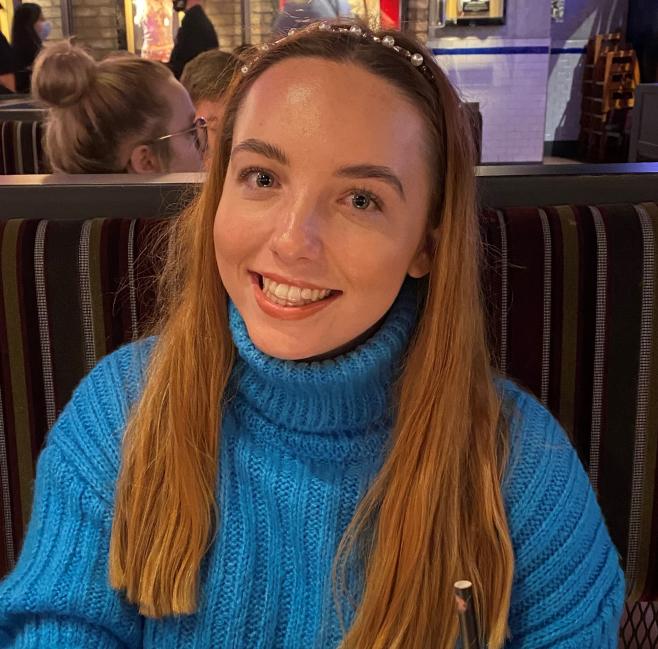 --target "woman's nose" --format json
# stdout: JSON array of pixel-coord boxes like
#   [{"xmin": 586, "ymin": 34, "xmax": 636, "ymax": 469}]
[{"xmin": 269, "ymin": 202, "xmax": 323, "ymax": 264}]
